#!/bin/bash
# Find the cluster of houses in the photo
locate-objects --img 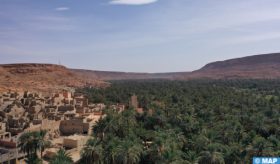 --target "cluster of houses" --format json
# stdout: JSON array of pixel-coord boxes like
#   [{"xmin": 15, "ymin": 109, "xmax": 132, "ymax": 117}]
[{"xmin": 0, "ymin": 90, "xmax": 126, "ymax": 163}]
